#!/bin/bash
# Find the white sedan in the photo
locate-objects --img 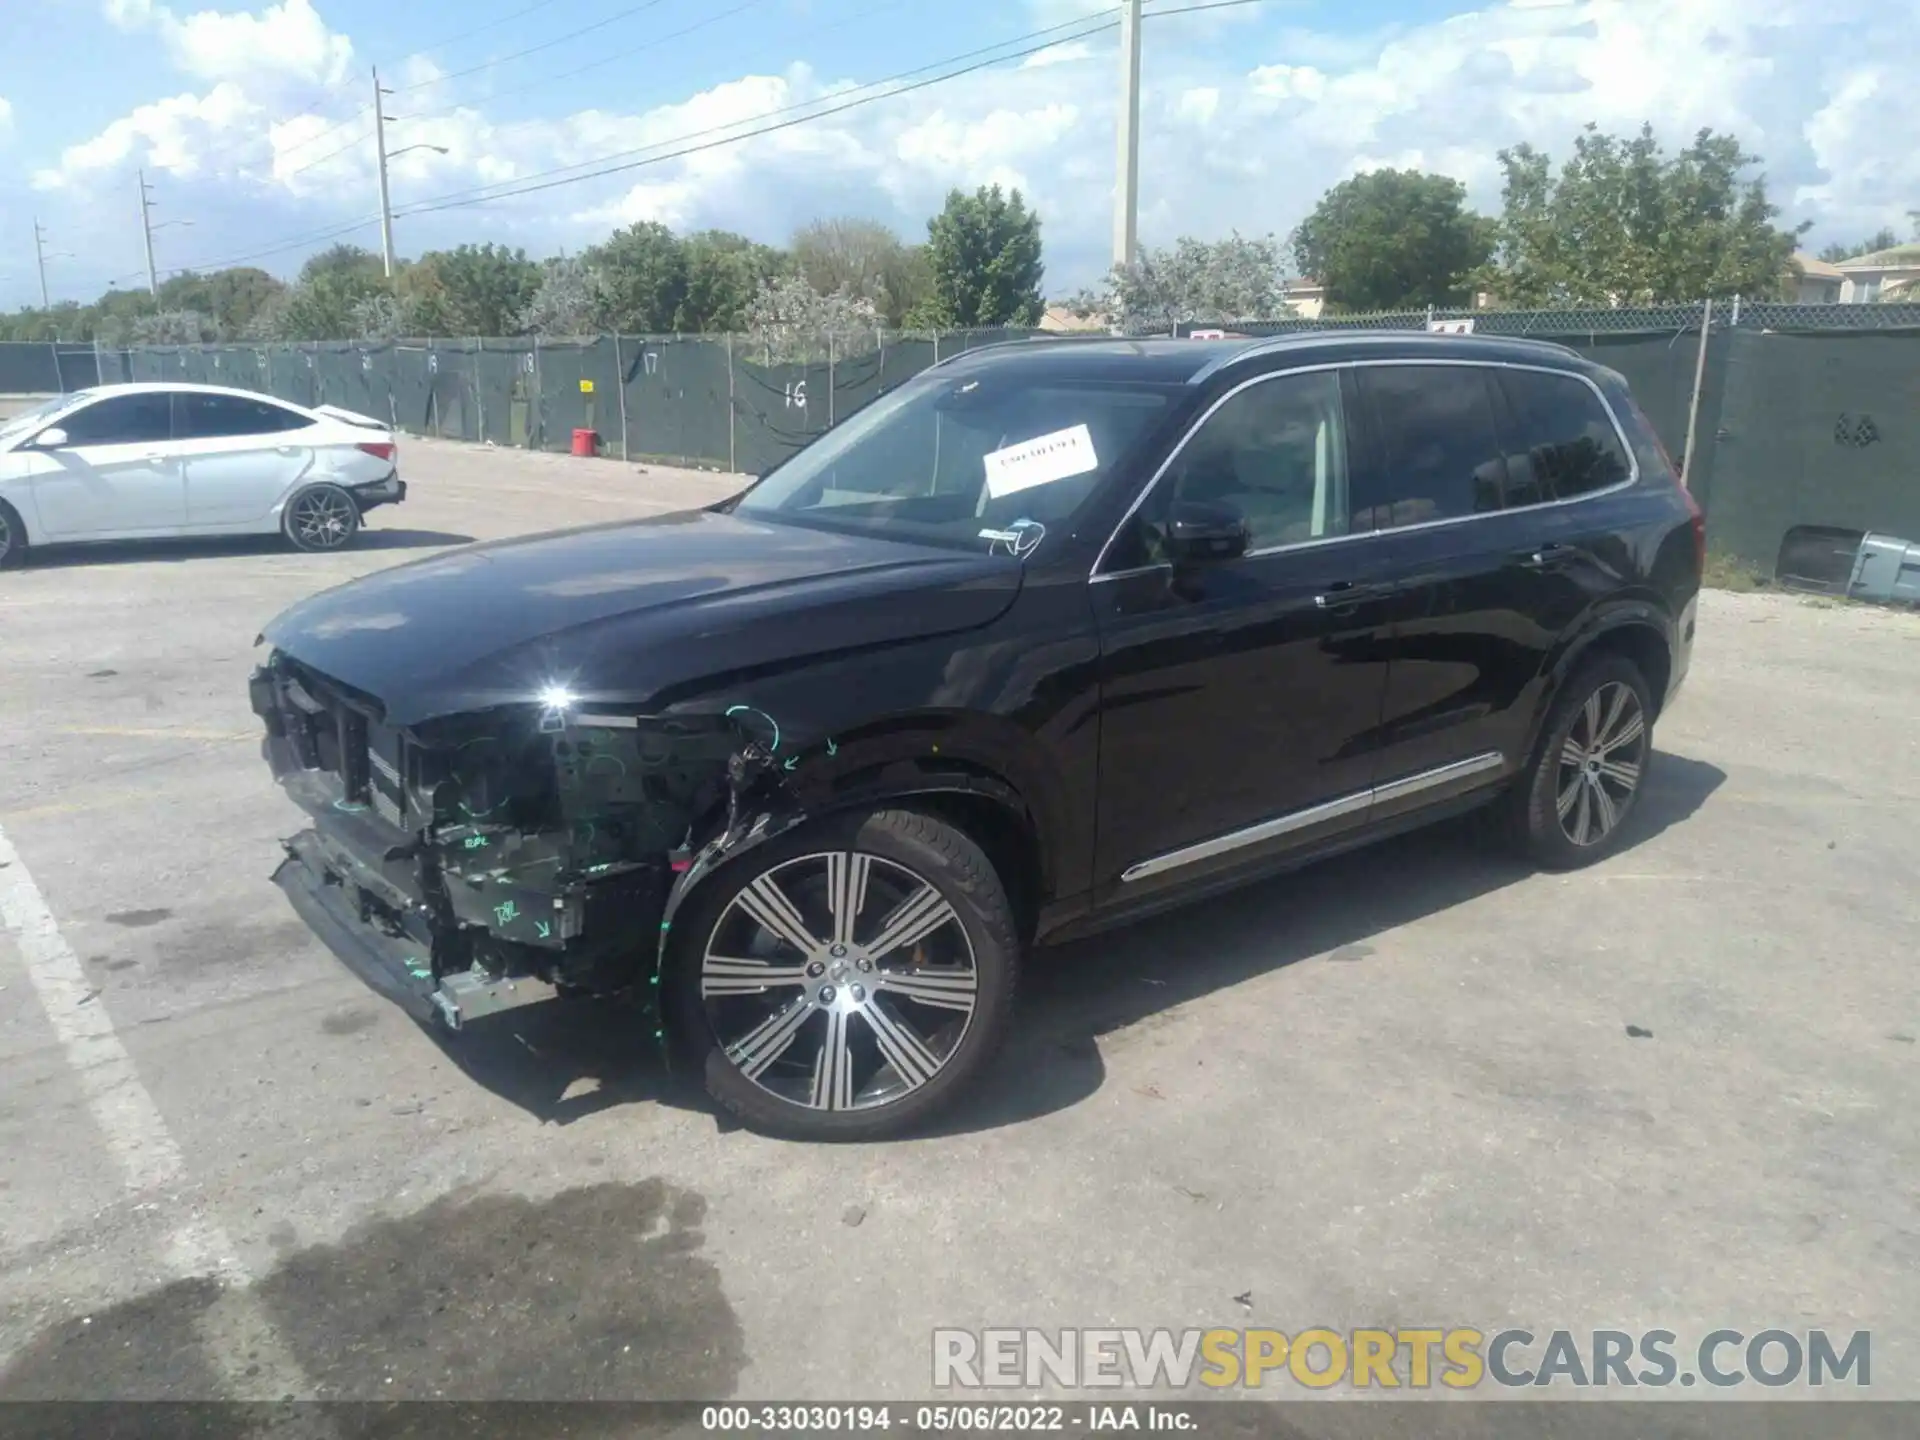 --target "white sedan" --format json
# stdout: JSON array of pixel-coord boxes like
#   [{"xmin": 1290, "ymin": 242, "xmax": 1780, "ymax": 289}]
[{"xmin": 0, "ymin": 382, "xmax": 405, "ymax": 567}]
